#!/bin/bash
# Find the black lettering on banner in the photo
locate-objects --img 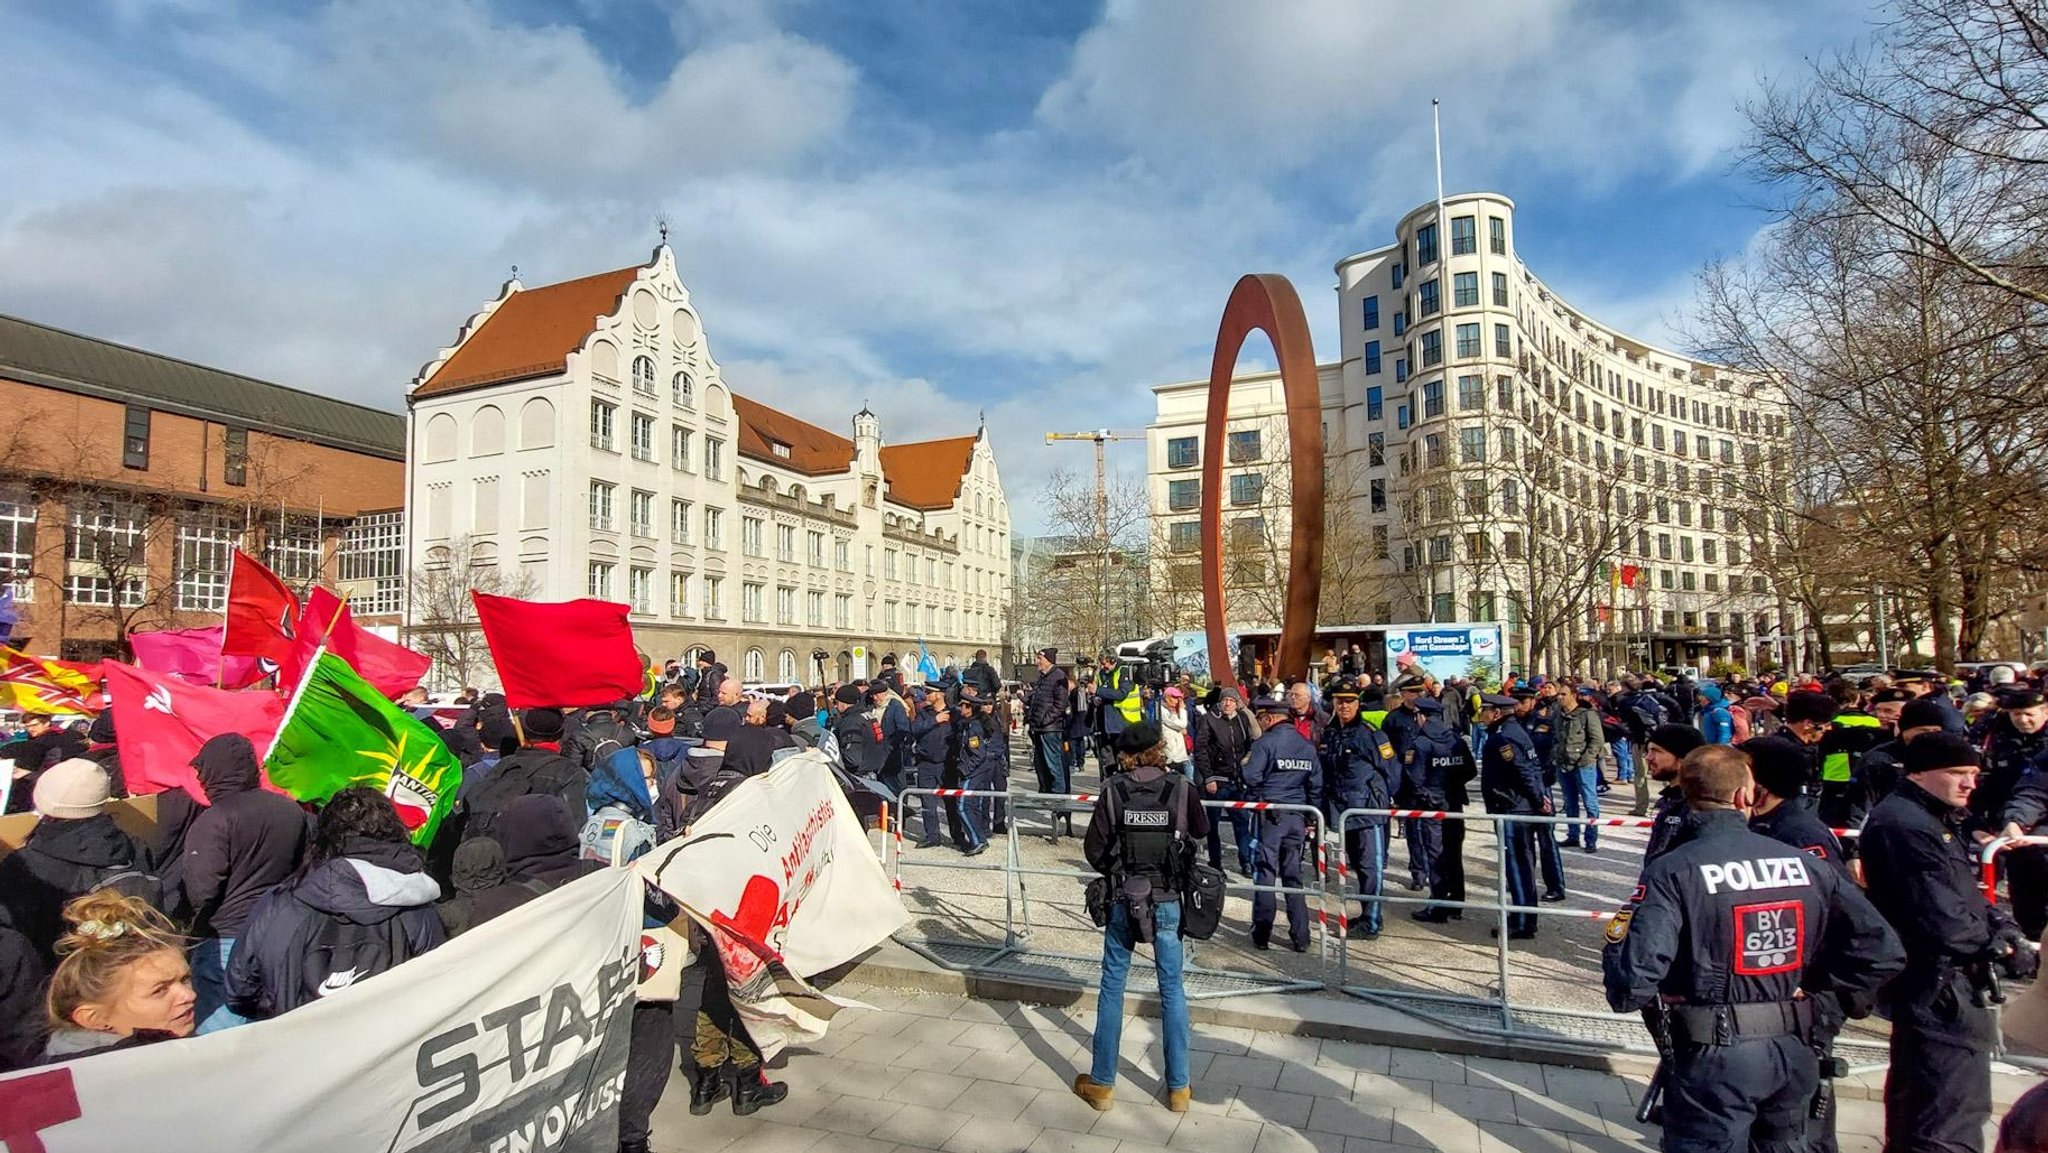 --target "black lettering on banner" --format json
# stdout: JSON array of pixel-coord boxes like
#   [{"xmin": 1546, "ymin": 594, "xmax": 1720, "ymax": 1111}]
[
  {"xmin": 415, "ymin": 1024, "xmax": 481, "ymax": 1129},
  {"xmin": 1733, "ymin": 900, "xmax": 1804, "ymax": 976}
]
